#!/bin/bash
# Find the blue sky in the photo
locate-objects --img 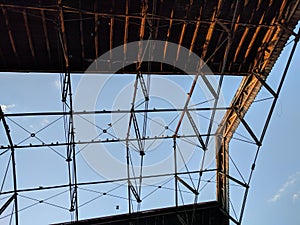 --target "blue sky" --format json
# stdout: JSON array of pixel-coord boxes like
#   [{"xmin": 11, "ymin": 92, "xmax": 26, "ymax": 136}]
[{"xmin": 0, "ymin": 29, "xmax": 300, "ymax": 225}]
